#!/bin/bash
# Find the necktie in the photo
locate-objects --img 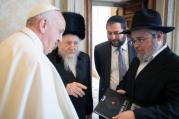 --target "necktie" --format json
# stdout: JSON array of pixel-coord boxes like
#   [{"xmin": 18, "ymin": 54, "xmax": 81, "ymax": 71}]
[{"xmin": 118, "ymin": 48, "xmax": 126, "ymax": 81}]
